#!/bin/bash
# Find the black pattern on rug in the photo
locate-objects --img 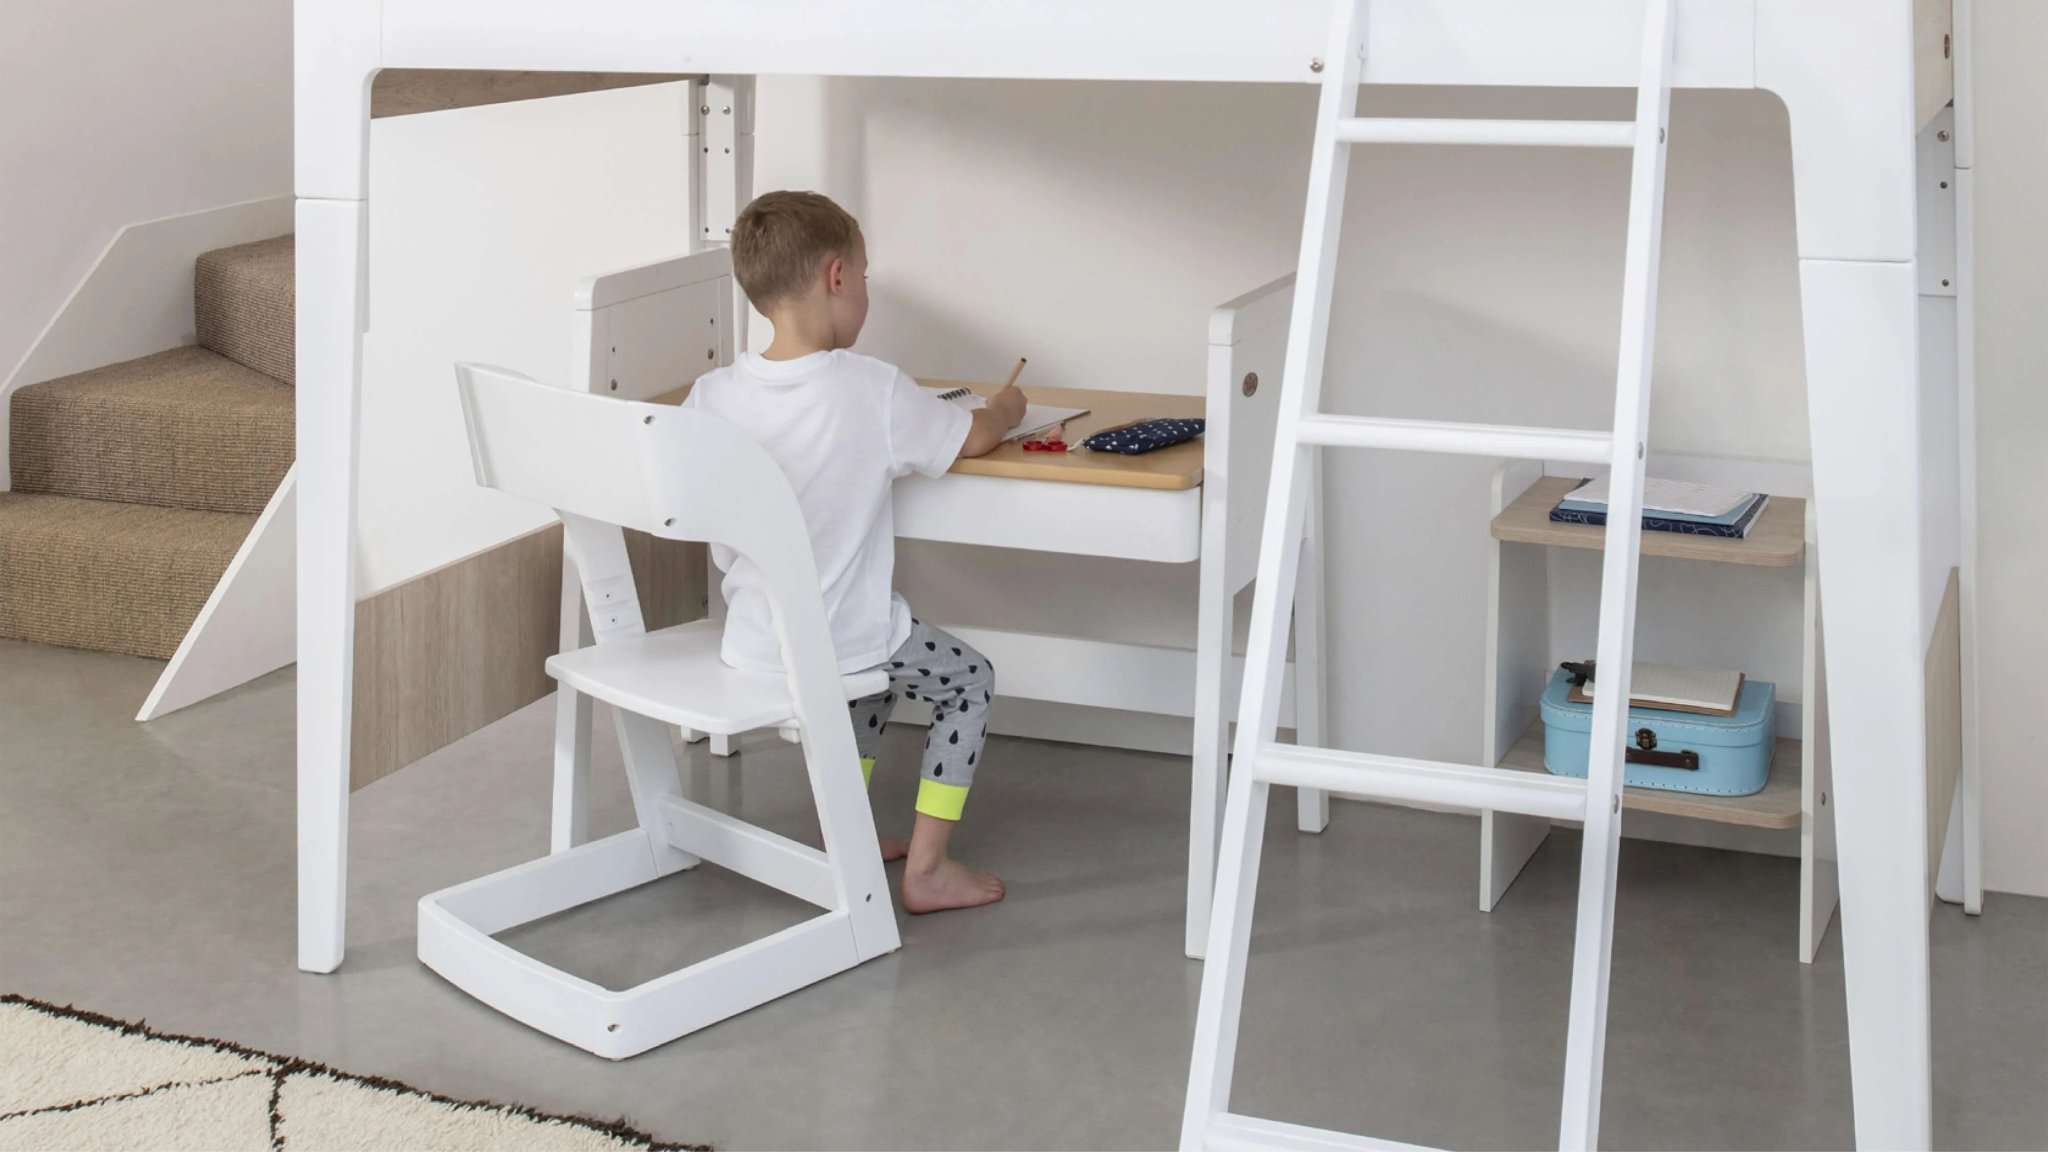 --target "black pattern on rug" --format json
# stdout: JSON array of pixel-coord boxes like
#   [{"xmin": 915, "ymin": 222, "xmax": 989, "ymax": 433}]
[{"xmin": 0, "ymin": 994, "xmax": 708, "ymax": 1151}]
